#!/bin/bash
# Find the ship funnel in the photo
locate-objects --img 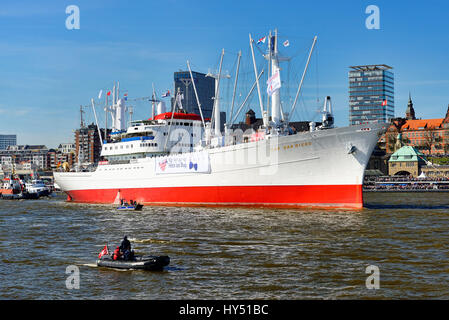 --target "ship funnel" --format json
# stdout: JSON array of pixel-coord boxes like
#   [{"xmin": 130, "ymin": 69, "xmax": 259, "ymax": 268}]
[
  {"xmin": 156, "ymin": 101, "xmax": 166, "ymax": 116},
  {"xmin": 113, "ymin": 98, "xmax": 127, "ymax": 132}
]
